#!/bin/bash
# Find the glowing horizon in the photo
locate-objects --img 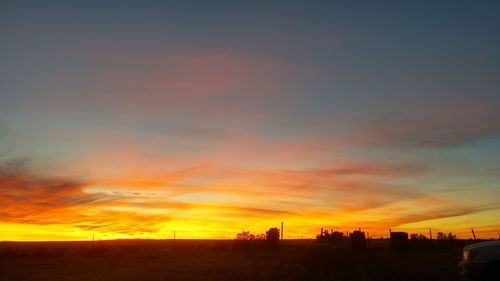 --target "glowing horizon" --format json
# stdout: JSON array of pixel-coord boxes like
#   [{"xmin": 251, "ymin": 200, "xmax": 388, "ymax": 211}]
[{"xmin": 1, "ymin": 1, "xmax": 500, "ymax": 241}]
